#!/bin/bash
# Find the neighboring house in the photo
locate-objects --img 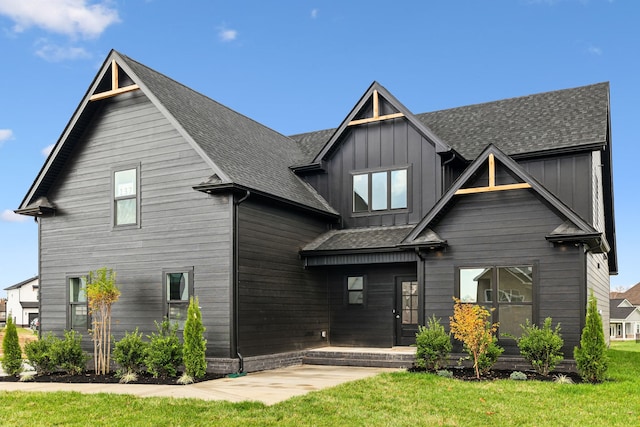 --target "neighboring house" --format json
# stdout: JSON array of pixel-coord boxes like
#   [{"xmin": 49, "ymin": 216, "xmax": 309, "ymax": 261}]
[
  {"xmin": 609, "ymin": 298, "xmax": 640, "ymax": 340},
  {"xmin": 0, "ymin": 298, "xmax": 6, "ymax": 325},
  {"xmin": 15, "ymin": 50, "xmax": 616, "ymax": 373},
  {"xmin": 4, "ymin": 277, "xmax": 39, "ymax": 328},
  {"xmin": 611, "ymin": 282, "xmax": 640, "ymax": 307}
]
